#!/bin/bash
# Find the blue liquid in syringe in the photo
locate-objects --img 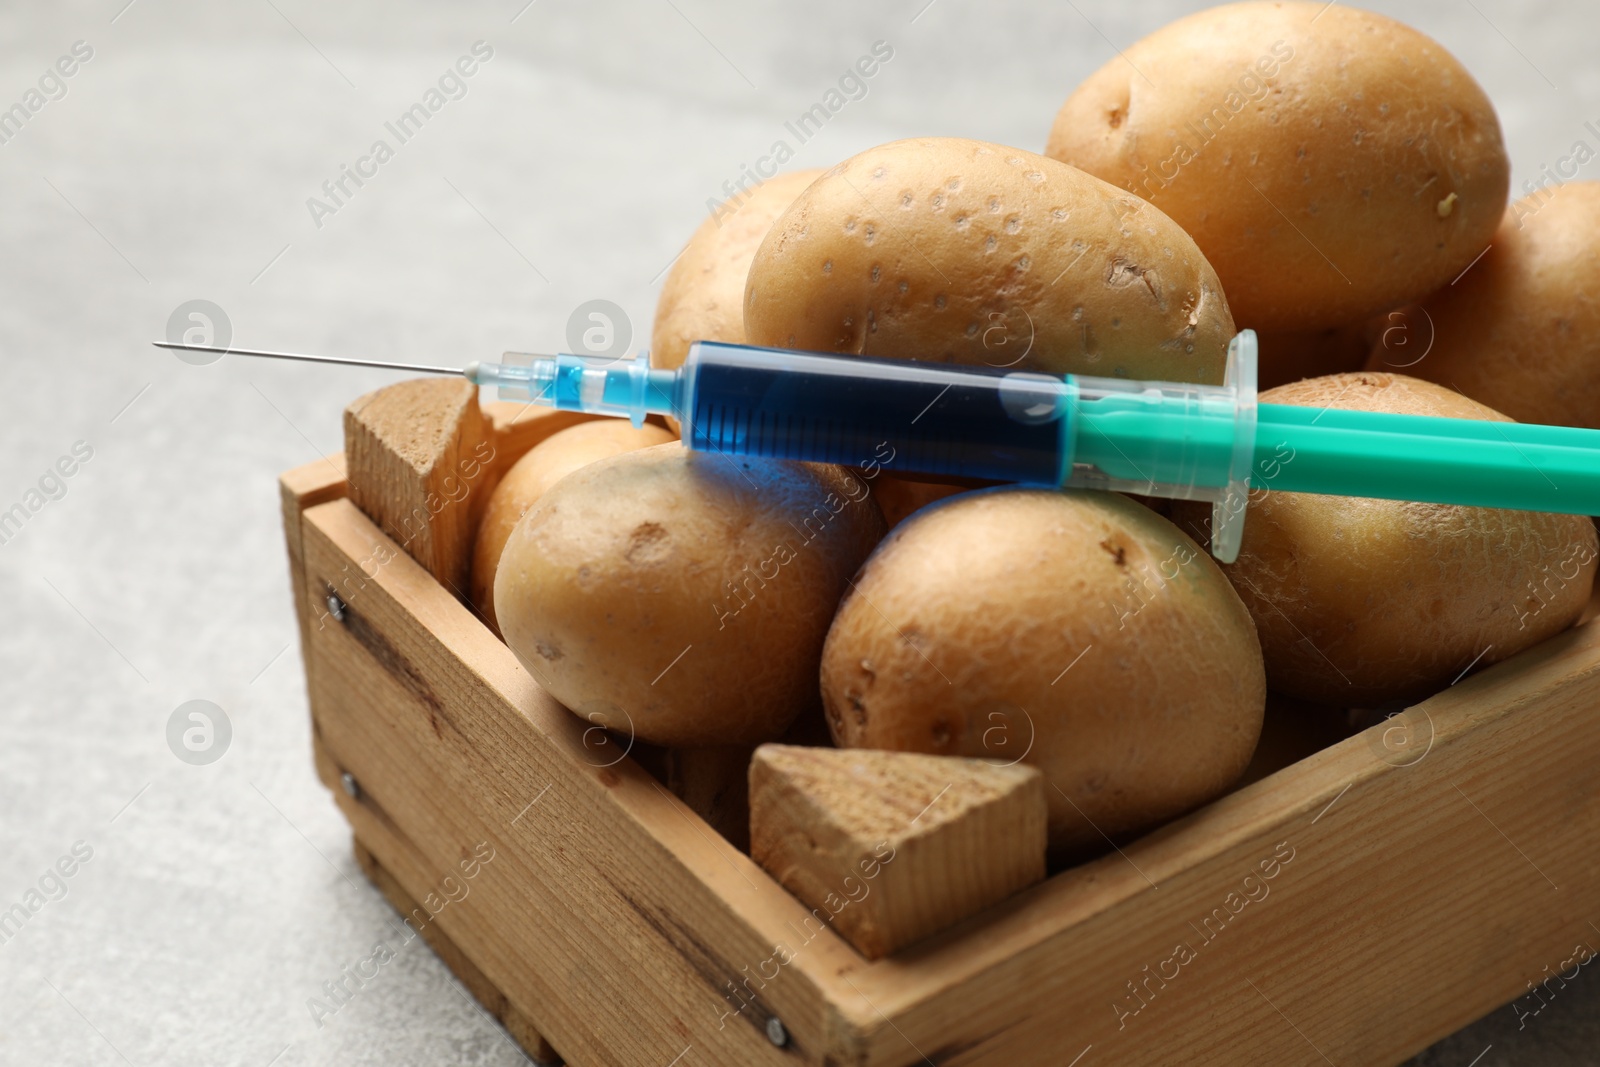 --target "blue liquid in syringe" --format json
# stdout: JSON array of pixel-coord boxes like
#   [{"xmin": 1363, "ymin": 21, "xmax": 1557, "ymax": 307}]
[{"xmin": 681, "ymin": 342, "xmax": 1068, "ymax": 484}]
